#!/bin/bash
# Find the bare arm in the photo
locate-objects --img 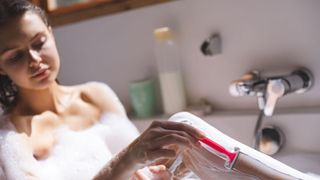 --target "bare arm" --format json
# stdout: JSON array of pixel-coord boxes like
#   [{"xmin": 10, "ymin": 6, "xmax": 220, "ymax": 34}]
[
  {"xmin": 85, "ymin": 83, "xmax": 202, "ymax": 179},
  {"xmin": 93, "ymin": 147, "xmax": 138, "ymax": 180},
  {"xmin": 81, "ymin": 82, "xmax": 127, "ymax": 117},
  {"xmin": 94, "ymin": 120, "xmax": 204, "ymax": 179}
]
